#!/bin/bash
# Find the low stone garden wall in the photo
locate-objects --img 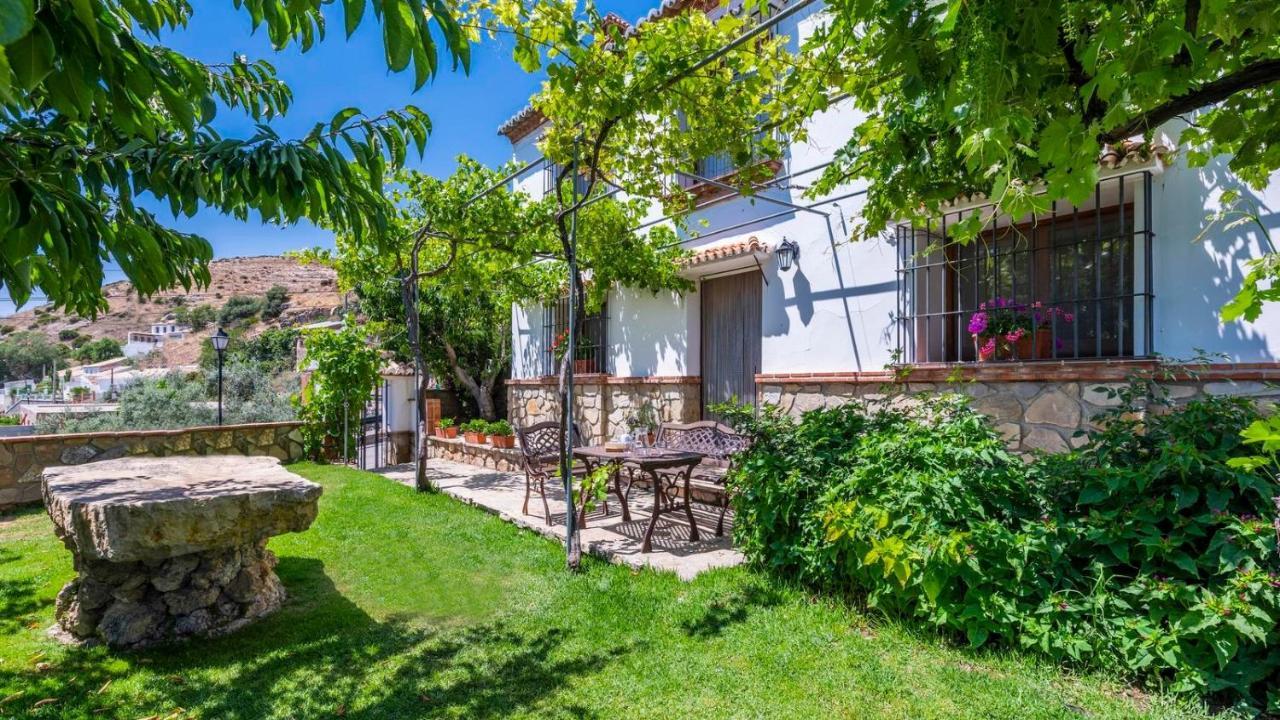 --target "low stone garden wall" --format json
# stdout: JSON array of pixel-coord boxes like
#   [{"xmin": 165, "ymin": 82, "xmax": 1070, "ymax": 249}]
[
  {"xmin": 425, "ymin": 435, "xmax": 521, "ymax": 472},
  {"xmin": 508, "ymin": 375, "xmax": 700, "ymax": 444},
  {"xmin": 0, "ymin": 422, "xmax": 306, "ymax": 509},
  {"xmin": 758, "ymin": 361, "xmax": 1280, "ymax": 454}
]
